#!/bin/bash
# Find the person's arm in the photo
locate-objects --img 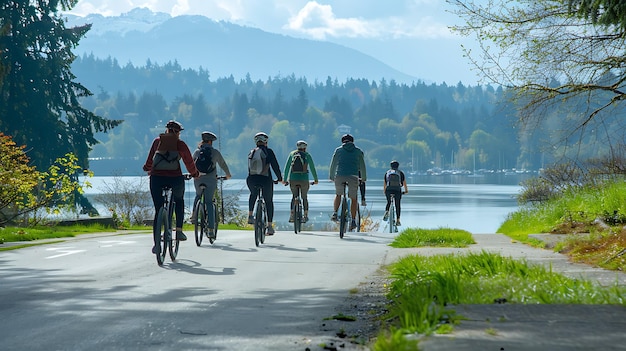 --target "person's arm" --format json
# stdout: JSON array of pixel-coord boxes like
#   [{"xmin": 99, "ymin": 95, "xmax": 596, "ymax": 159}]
[
  {"xmin": 179, "ymin": 141, "xmax": 199, "ymax": 177},
  {"xmin": 383, "ymin": 173, "xmax": 387, "ymax": 193},
  {"xmin": 283, "ymin": 152, "xmax": 293, "ymax": 182},
  {"xmin": 142, "ymin": 138, "xmax": 159, "ymax": 173},
  {"xmin": 402, "ymin": 171, "xmax": 408, "ymax": 193},
  {"xmin": 307, "ymin": 153, "xmax": 318, "ymax": 183},
  {"xmin": 268, "ymin": 148, "xmax": 283, "ymax": 182},
  {"xmin": 329, "ymin": 150, "xmax": 338, "ymax": 180},
  {"xmin": 214, "ymin": 149, "xmax": 232, "ymax": 178},
  {"xmin": 358, "ymin": 150, "xmax": 367, "ymax": 181}
]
